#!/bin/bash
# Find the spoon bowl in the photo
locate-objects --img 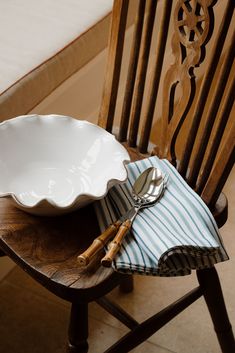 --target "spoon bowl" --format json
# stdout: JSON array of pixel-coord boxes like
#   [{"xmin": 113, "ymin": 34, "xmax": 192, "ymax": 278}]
[{"xmin": 132, "ymin": 167, "xmax": 165, "ymax": 207}]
